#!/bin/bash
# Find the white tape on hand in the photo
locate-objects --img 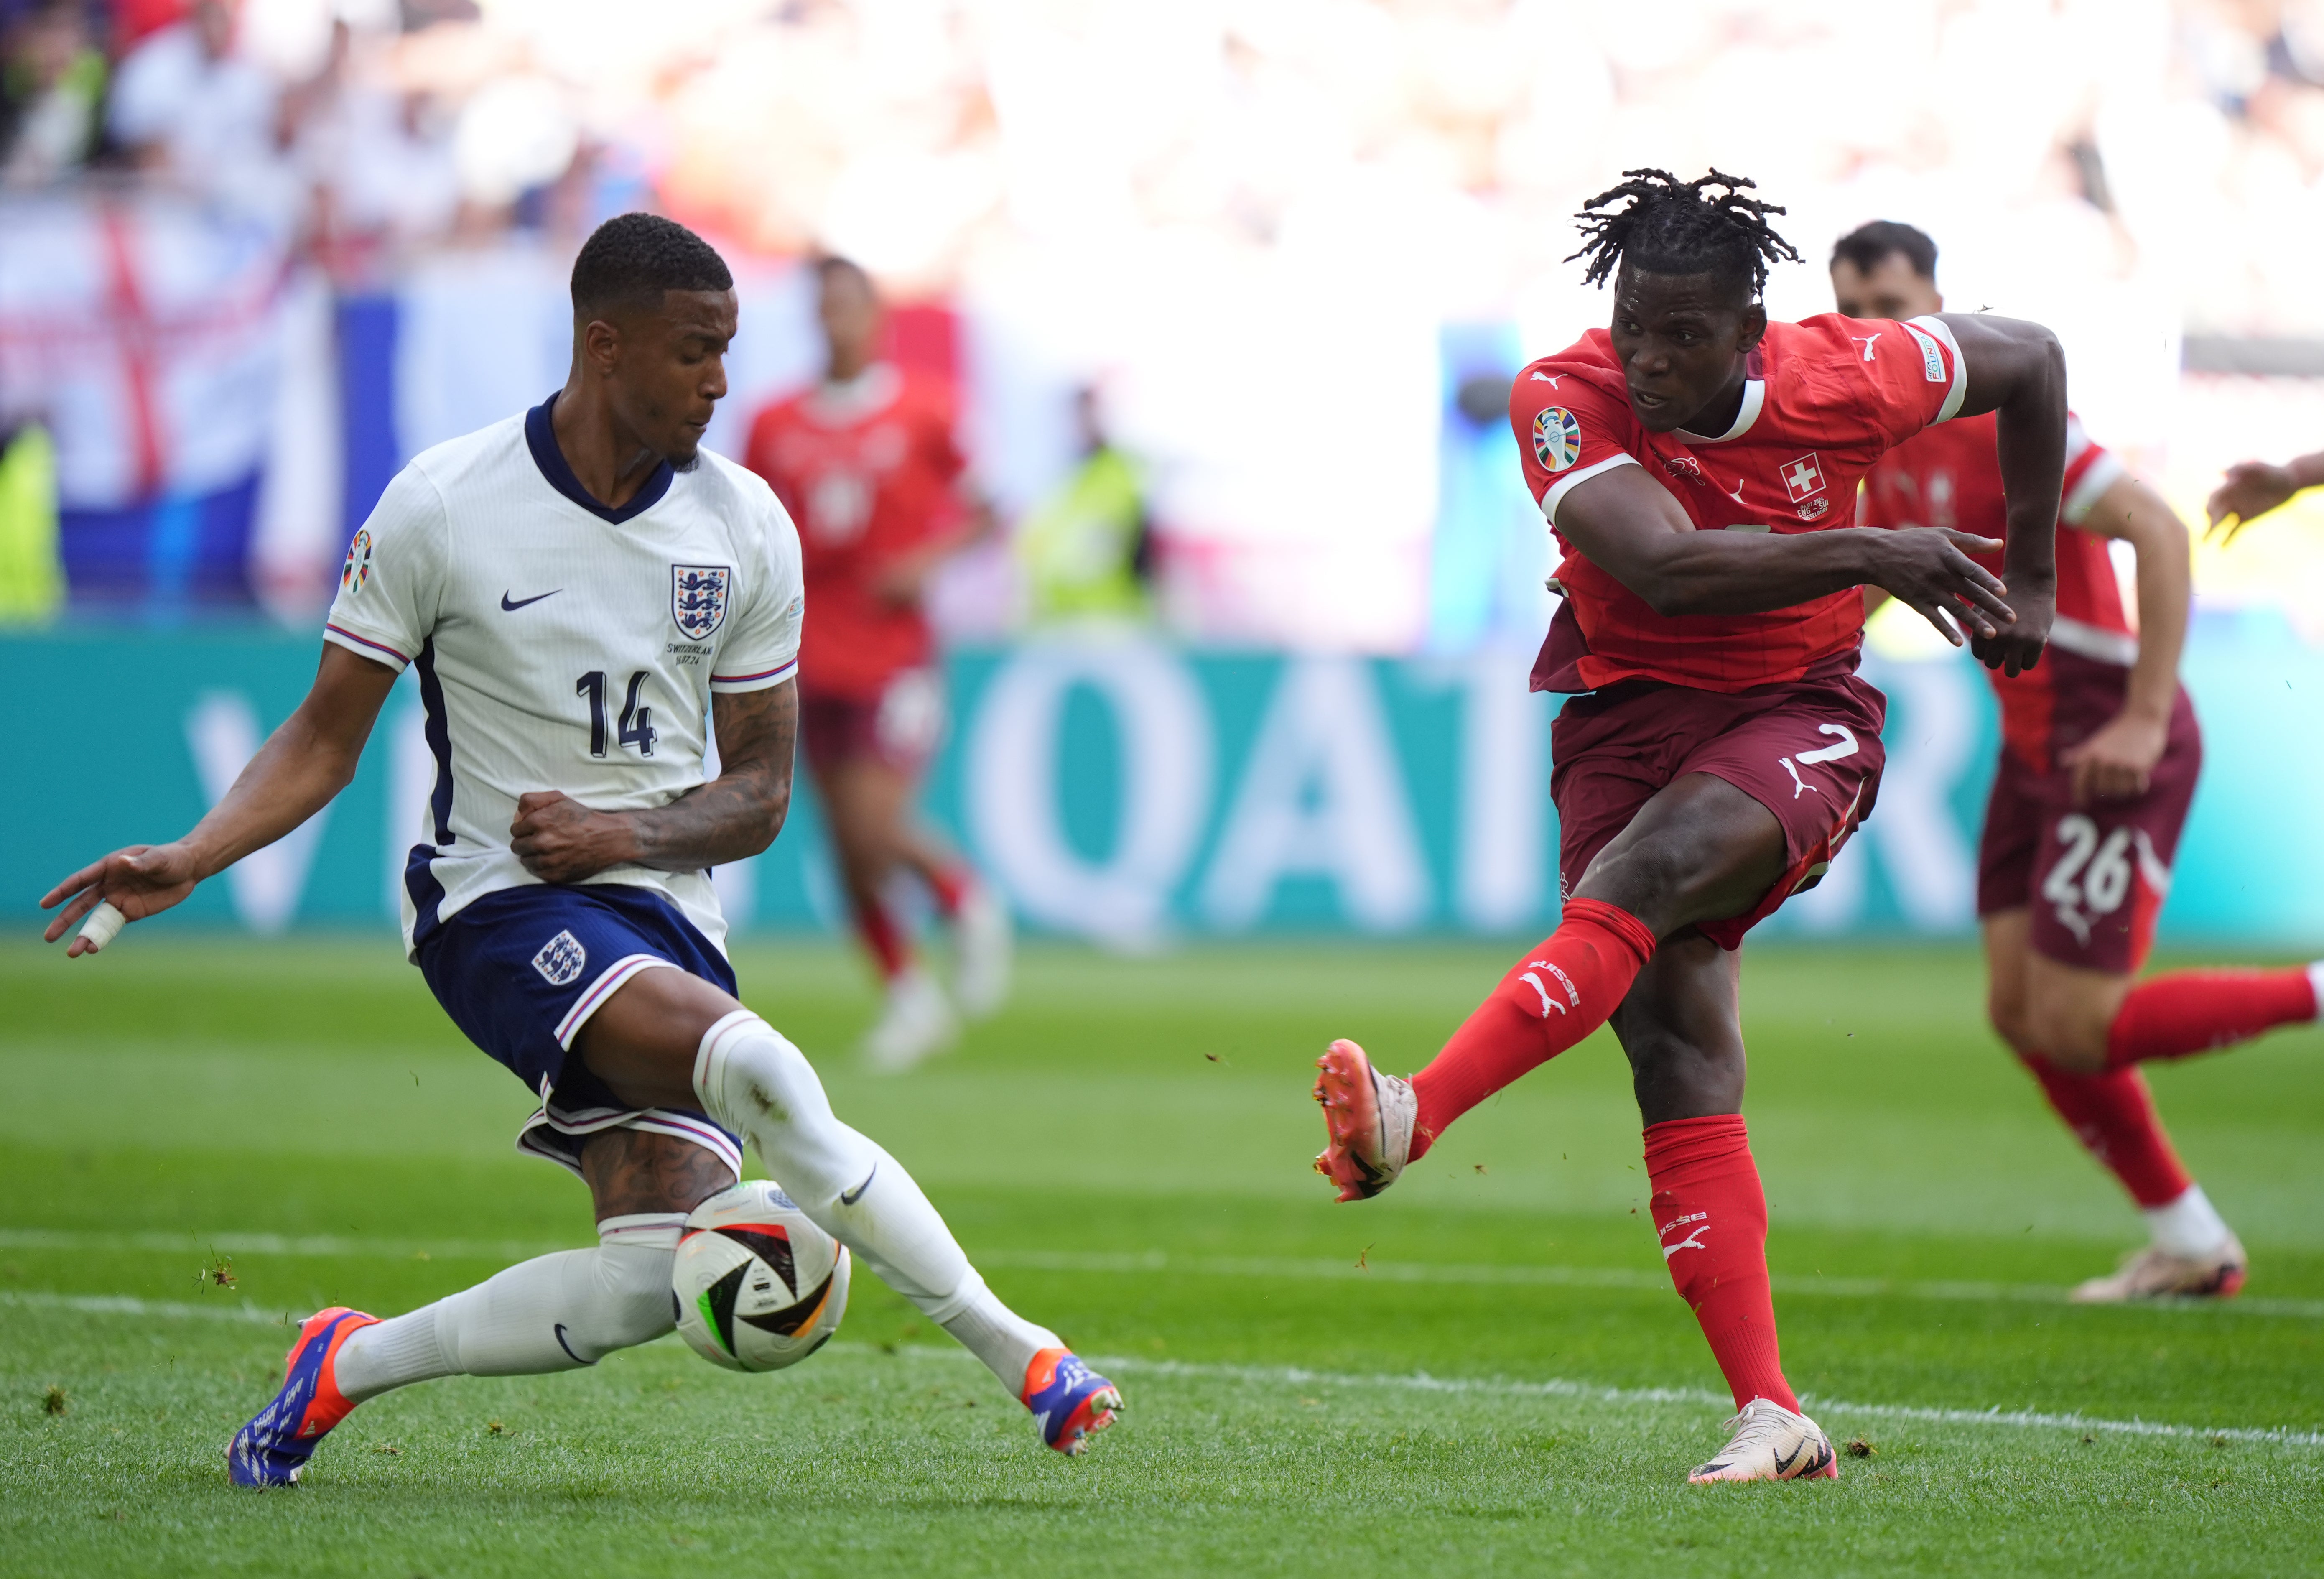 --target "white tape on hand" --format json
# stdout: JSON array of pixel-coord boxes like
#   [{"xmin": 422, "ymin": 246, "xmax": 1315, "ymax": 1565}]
[{"xmin": 76, "ymin": 900, "xmax": 126, "ymax": 953}]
